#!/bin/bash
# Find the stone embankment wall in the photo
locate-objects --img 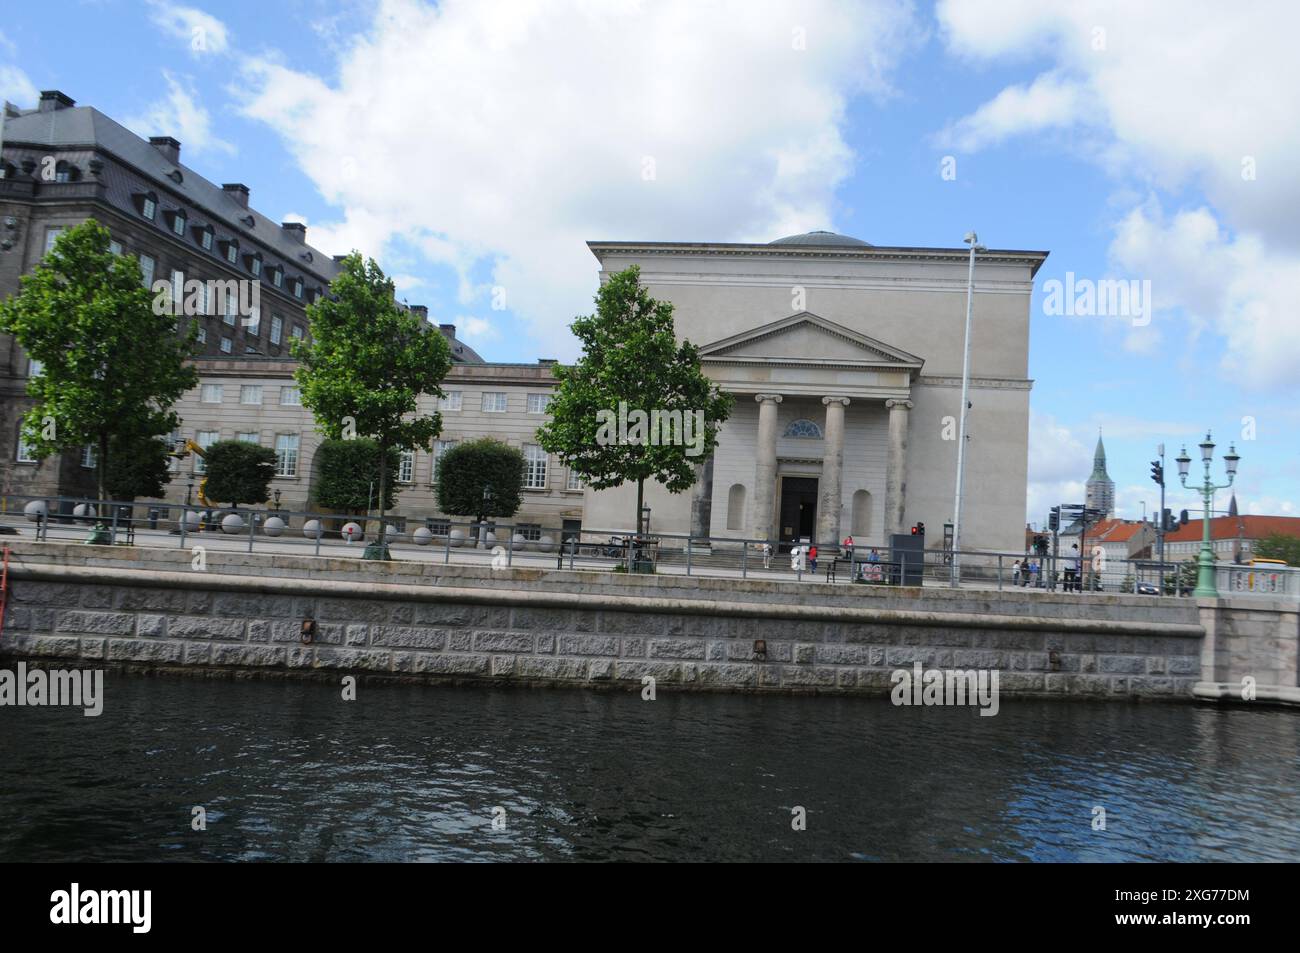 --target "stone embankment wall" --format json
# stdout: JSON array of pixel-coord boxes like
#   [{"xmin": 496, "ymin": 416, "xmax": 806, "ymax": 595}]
[{"xmin": 0, "ymin": 541, "xmax": 1217, "ymax": 700}]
